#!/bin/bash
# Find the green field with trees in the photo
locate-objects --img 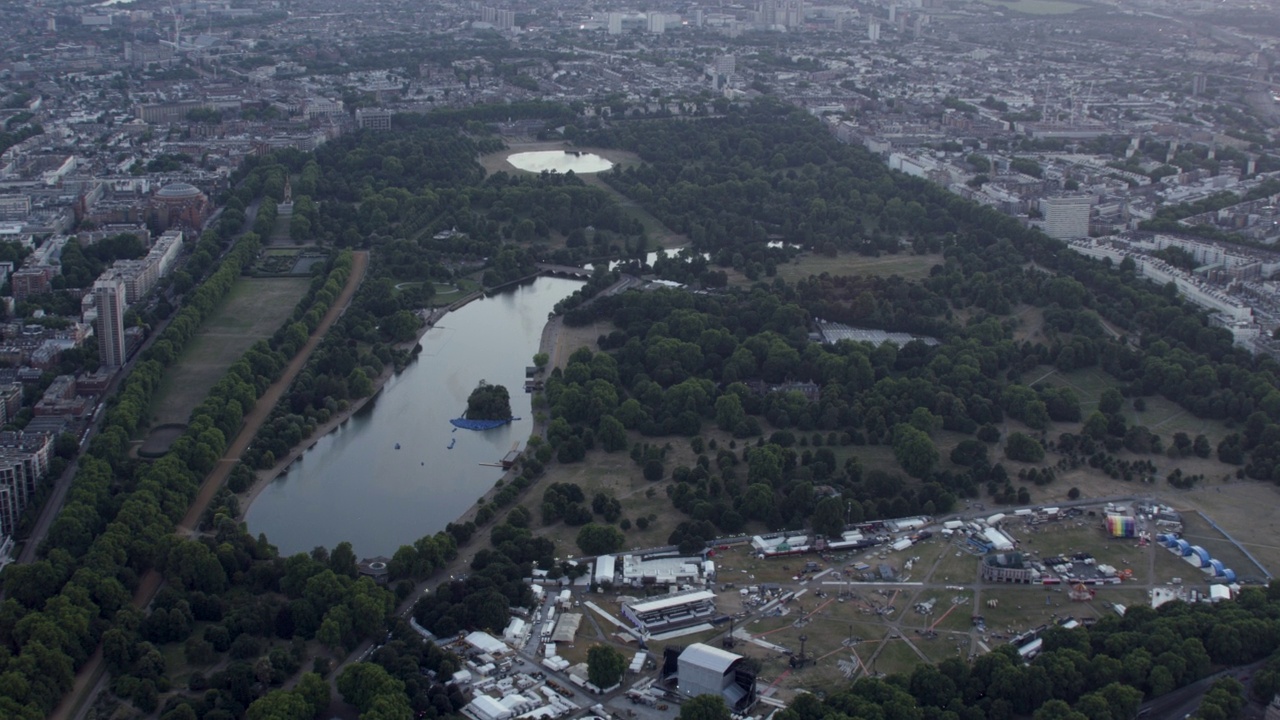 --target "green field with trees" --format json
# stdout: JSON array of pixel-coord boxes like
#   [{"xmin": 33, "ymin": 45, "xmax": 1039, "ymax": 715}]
[{"xmin": 10, "ymin": 97, "xmax": 1280, "ymax": 720}]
